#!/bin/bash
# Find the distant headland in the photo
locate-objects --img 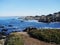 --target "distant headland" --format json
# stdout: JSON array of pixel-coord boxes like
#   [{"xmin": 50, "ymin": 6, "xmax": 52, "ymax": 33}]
[{"xmin": 18, "ymin": 11, "xmax": 60, "ymax": 23}]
